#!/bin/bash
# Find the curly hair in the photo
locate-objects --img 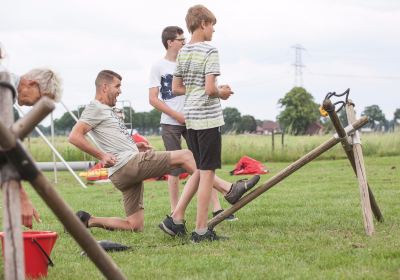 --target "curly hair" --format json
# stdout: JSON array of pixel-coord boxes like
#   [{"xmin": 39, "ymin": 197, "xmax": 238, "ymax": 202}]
[{"xmin": 22, "ymin": 68, "xmax": 63, "ymax": 102}]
